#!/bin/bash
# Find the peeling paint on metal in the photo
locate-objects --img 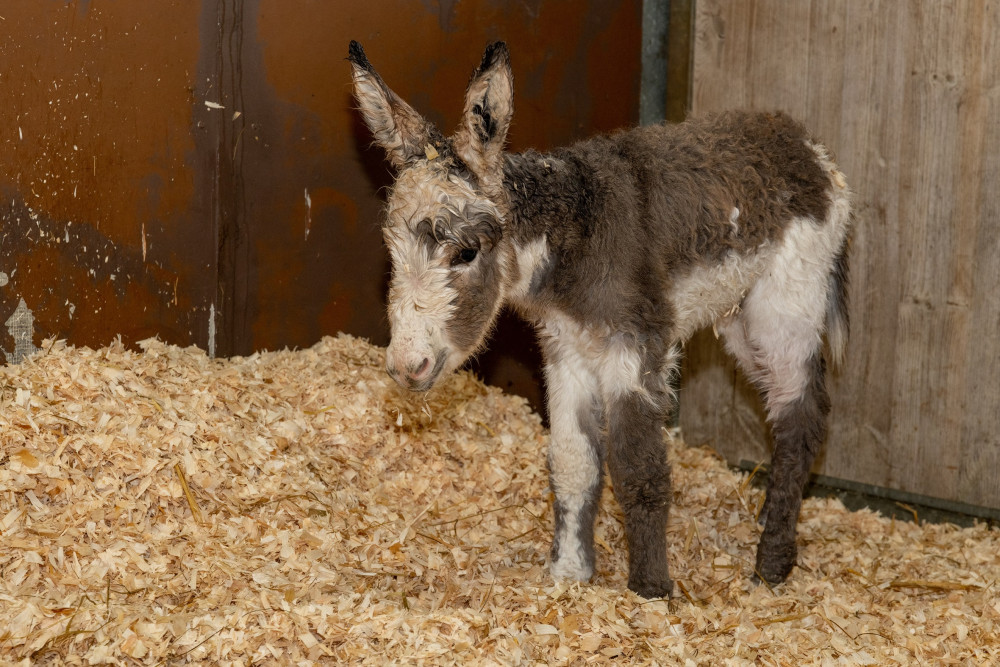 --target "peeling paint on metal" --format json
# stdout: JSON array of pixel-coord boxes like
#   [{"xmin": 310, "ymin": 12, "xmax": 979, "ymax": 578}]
[{"xmin": 3, "ymin": 298, "xmax": 39, "ymax": 364}]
